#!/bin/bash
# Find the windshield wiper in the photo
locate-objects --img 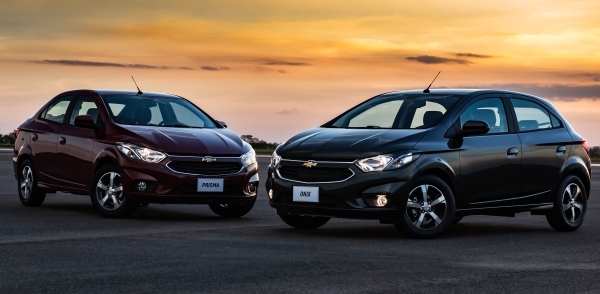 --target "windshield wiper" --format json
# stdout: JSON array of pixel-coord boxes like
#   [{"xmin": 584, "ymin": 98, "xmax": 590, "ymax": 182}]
[
  {"xmin": 366, "ymin": 125, "xmax": 381, "ymax": 128},
  {"xmin": 164, "ymin": 124, "xmax": 192, "ymax": 128}
]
